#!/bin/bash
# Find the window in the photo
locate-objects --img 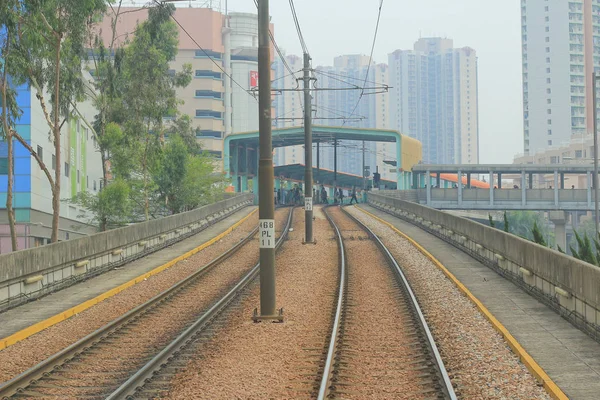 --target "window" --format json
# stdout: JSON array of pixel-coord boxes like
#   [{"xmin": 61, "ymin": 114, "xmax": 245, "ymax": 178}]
[
  {"xmin": 546, "ymin": 57, "xmax": 551, "ymax": 63},
  {"xmin": 36, "ymin": 145, "xmax": 43, "ymax": 162},
  {"xmin": 0, "ymin": 157, "xmax": 7, "ymax": 174},
  {"xmin": 548, "ymin": 140, "xmax": 553, "ymax": 146},
  {"xmin": 93, "ymin": 180, "xmax": 97, "ymax": 191},
  {"xmin": 576, "ymin": 149, "xmax": 583, "ymax": 158},
  {"xmin": 546, "ymin": 47, "xmax": 550, "ymax": 52},
  {"xmin": 65, "ymin": 162, "xmax": 70, "ymax": 177},
  {"xmin": 547, "ymin": 109, "xmax": 552, "ymax": 114},
  {"xmin": 547, "ymin": 88, "xmax": 552, "ymax": 94},
  {"xmin": 52, "ymin": 154, "xmax": 56, "ymax": 170},
  {"xmin": 548, "ymin": 119, "xmax": 552, "ymax": 124},
  {"xmin": 195, "ymin": 90, "xmax": 223, "ymax": 99},
  {"xmin": 548, "ymin": 129, "xmax": 552, "ymax": 135},
  {"xmin": 547, "ymin": 98, "xmax": 552, "ymax": 104},
  {"xmin": 195, "ymin": 110, "xmax": 223, "ymax": 119},
  {"xmin": 194, "ymin": 70, "xmax": 222, "ymax": 79},
  {"xmin": 545, "ymin": 37, "xmax": 550, "ymax": 42},
  {"xmin": 545, "ymin": 16, "xmax": 549, "ymax": 22},
  {"xmin": 546, "ymin": 77, "xmax": 551, "ymax": 83},
  {"xmin": 550, "ymin": 155, "xmax": 558, "ymax": 163},
  {"xmin": 545, "ymin": 6, "xmax": 549, "ymax": 11},
  {"xmin": 195, "ymin": 49, "xmax": 221, "ymax": 59},
  {"xmin": 546, "ymin": 67, "xmax": 551, "ymax": 73},
  {"xmin": 546, "ymin": 26, "xmax": 550, "ymax": 32}
]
